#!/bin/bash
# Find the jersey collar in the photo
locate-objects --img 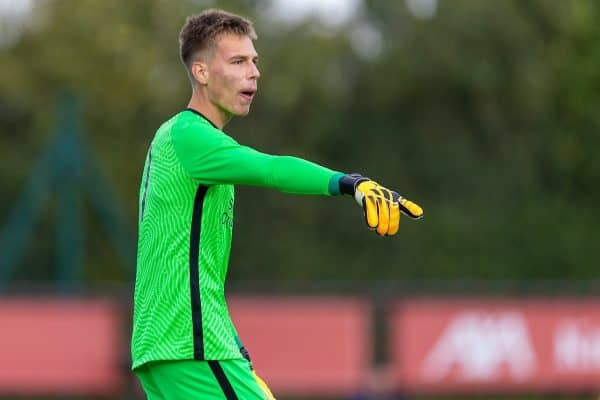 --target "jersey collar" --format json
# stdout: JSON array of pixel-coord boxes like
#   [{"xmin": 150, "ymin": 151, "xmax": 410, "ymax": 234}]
[{"xmin": 184, "ymin": 108, "xmax": 219, "ymax": 130}]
